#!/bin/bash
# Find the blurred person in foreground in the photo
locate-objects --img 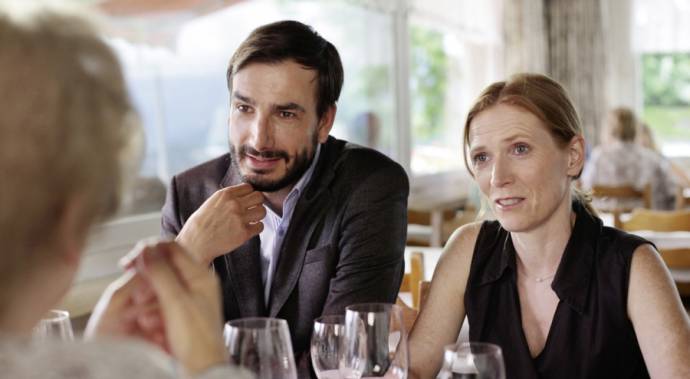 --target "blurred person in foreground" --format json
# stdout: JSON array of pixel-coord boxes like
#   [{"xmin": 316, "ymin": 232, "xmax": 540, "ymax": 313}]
[
  {"xmin": 408, "ymin": 73, "xmax": 690, "ymax": 378},
  {"xmin": 581, "ymin": 107, "xmax": 677, "ymax": 210},
  {"xmin": 0, "ymin": 8, "xmax": 248, "ymax": 379},
  {"xmin": 161, "ymin": 20, "xmax": 408, "ymax": 377}
]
